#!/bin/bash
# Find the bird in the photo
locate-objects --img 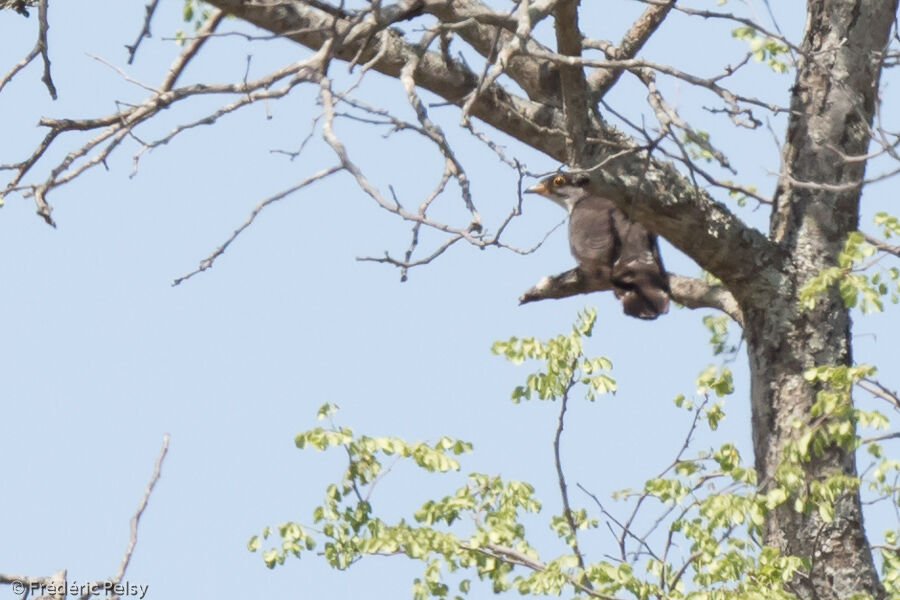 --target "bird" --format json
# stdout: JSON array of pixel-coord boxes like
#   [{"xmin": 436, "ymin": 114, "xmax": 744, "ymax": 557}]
[{"xmin": 526, "ymin": 172, "xmax": 670, "ymax": 319}]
